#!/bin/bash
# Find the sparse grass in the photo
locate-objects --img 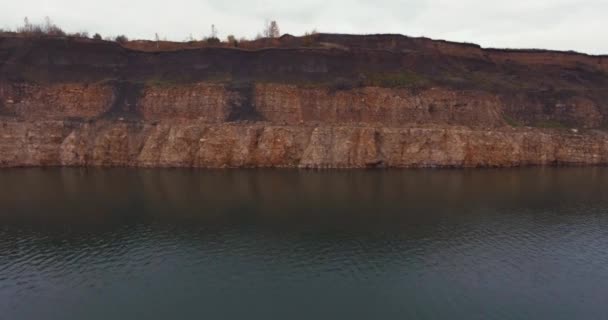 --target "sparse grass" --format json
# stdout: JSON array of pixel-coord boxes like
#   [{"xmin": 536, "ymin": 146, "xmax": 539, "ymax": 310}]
[
  {"xmin": 535, "ymin": 120, "xmax": 568, "ymax": 129},
  {"xmin": 467, "ymin": 71, "xmax": 530, "ymax": 91},
  {"xmin": 302, "ymin": 35, "xmax": 316, "ymax": 47},
  {"xmin": 144, "ymin": 76, "xmax": 193, "ymax": 87},
  {"xmin": 365, "ymin": 71, "xmax": 428, "ymax": 88},
  {"xmin": 242, "ymin": 72, "xmax": 427, "ymax": 91},
  {"xmin": 208, "ymin": 72, "xmax": 233, "ymax": 82},
  {"xmin": 503, "ymin": 114, "xmax": 522, "ymax": 127},
  {"xmin": 250, "ymin": 77, "xmax": 321, "ymax": 89},
  {"xmin": 144, "ymin": 72, "xmax": 232, "ymax": 87},
  {"xmin": 145, "ymin": 79, "xmax": 177, "ymax": 87},
  {"xmin": 329, "ymin": 77, "xmax": 363, "ymax": 91}
]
